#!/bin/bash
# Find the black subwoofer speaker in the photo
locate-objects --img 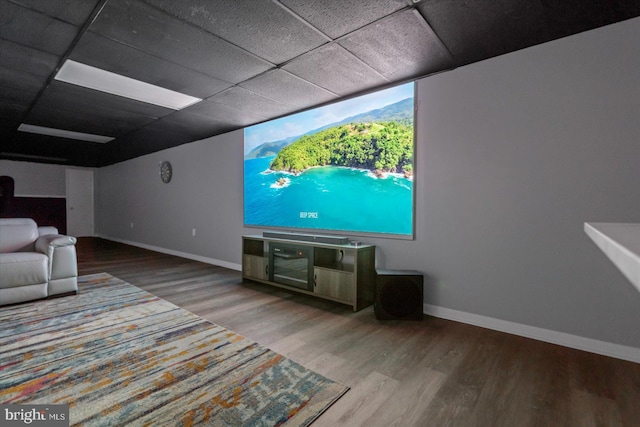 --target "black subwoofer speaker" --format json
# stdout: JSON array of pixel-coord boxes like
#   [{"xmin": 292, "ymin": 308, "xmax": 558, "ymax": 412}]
[{"xmin": 375, "ymin": 270, "xmax": 424, "ymax": 320}]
